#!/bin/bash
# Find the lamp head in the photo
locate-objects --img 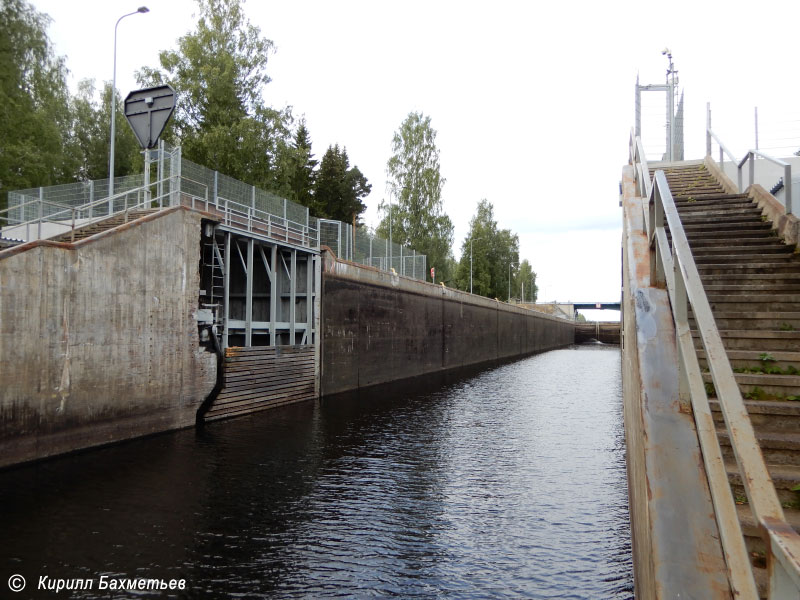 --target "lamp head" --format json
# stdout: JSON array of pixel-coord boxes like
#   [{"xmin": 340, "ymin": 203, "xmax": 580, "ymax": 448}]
[{"xmin": 137, "ymin": 6, "xmax": 149, "ymax": 13}]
